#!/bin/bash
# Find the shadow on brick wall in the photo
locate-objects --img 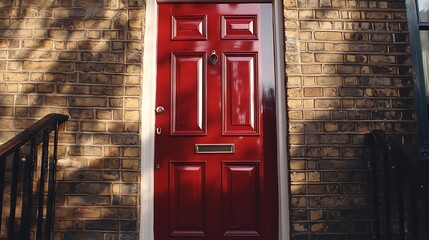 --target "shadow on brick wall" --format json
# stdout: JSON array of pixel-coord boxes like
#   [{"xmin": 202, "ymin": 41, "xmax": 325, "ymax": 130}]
[{"xmin": 285, "ymin": 2, "xmax": 417, "ymax": 240}]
